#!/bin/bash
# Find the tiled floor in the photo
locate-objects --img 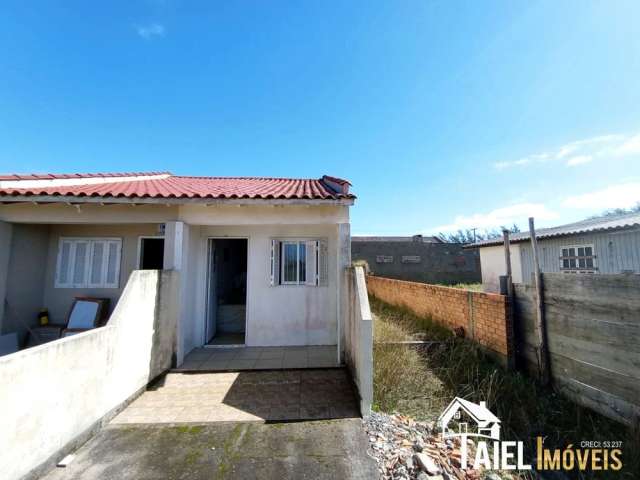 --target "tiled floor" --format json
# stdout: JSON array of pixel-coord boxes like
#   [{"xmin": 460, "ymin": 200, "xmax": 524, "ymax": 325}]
[
  {"xmin": 110, "ymin": 369, "xmax": 359, "ymax": 424},
  {"xmin": 177, "ymin": 345, "xmax": 339, "ymax": 371}
]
